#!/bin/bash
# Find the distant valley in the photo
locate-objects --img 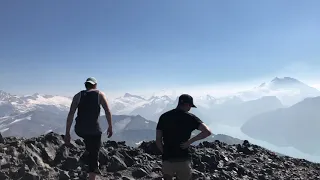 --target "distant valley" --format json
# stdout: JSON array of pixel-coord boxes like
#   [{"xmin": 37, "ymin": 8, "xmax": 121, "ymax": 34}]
[{"xmin": 241, "ymin": 96, "xmax": 320, "ymax": 156}]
